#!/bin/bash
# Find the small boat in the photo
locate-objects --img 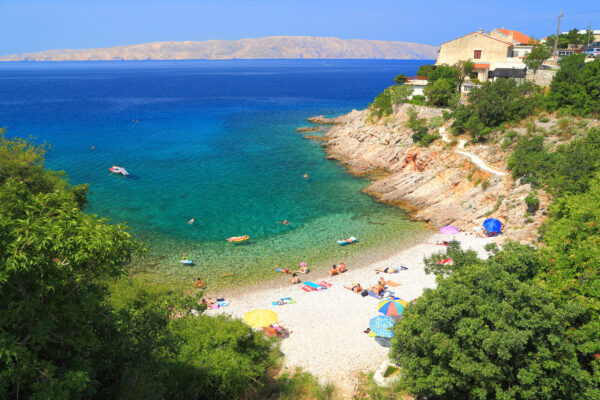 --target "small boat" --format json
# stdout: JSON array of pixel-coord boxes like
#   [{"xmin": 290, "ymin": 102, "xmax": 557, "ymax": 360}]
[
  {"xmin": 227, "ymin": 235, "xmax": 250, "ymax": 243},
  {"xmin": 180, "ymin": 259, "xmax": 194, "ymax": 265},
  {"xmin": 109, "ymin": 165, "xmax": 129, "ymax": 176},
  {"xmin": 337, "ymin": 236, "xmax": 358, "ymax": 245}
]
